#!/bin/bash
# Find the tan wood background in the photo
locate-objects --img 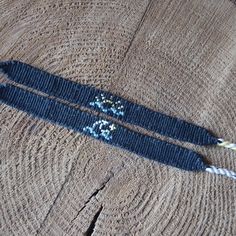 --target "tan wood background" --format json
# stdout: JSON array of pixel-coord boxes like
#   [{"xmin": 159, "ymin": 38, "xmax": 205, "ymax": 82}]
[{"xmin": 0, "ymin": 0, "xmax": 236, "ymax": 235}]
